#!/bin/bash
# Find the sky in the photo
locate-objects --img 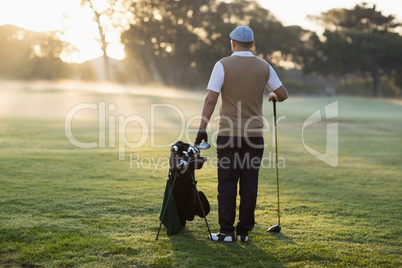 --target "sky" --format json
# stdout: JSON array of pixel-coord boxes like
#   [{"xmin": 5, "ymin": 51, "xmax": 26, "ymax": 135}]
[
  {"xmin": 0, "ymin": 0, "xmax": 400, "ymax": 63},
  {"xmin": 258, "ymin": 0, "xmax": 402, "ymax": 31}
]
